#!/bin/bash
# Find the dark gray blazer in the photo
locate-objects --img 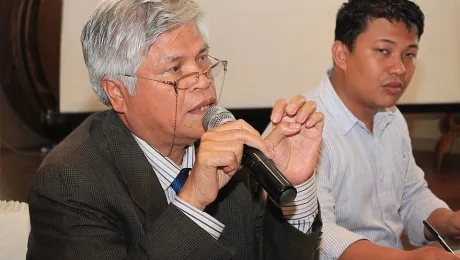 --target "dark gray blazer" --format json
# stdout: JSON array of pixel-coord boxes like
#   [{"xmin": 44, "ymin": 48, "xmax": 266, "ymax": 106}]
[{"xmin": 27, "ymin": 109, "xmax": 322, "ymax": 260}]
